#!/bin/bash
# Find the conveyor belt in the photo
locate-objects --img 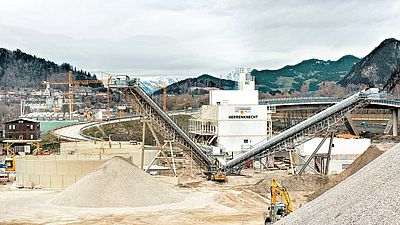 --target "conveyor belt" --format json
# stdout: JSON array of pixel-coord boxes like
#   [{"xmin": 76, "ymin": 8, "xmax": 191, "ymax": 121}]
[
  {"xmin": 224, "ymin": 90, "xmax": 377, "ymax": 171},
  {"xmin": 121, "ymin": 82, "xmax": 213, "ymax": 170}
]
